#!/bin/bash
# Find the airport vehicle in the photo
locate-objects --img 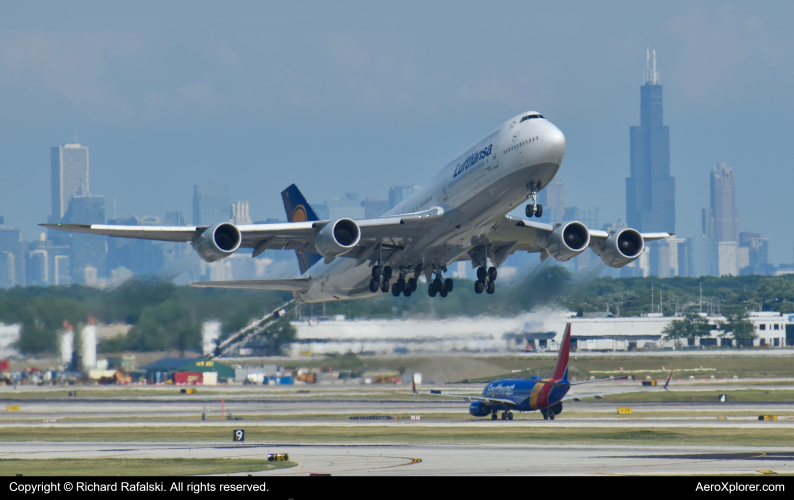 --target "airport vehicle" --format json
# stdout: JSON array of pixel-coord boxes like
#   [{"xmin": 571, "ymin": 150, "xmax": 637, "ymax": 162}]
[{"xmin": 44, "ymin": 112, "xmax": 671, "ymax": 304}]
